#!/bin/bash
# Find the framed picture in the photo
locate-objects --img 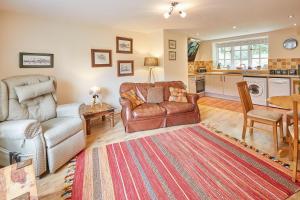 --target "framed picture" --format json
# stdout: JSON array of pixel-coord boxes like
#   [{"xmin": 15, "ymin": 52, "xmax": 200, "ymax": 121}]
[
  {"xmin": 91, "ymin": 49, "xmax": 112, "ymax": 67},
  {"xmin": 169, "ymin": 40, "xmax": 176, "ymax": 49},
  {"xmin": 169, "ymin": 51, "xmax": 176, "ymax": 61},
  {"xmin": 116, "ymin": 36, "xmax": 133, "ymax": 54},
  {"xmin": 118, "ymin": 60, "xmax": 134, "ymax": 76},
  {"xmin": 19, "ymin": 52, "xmax": 54, "ymax": 68}
]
